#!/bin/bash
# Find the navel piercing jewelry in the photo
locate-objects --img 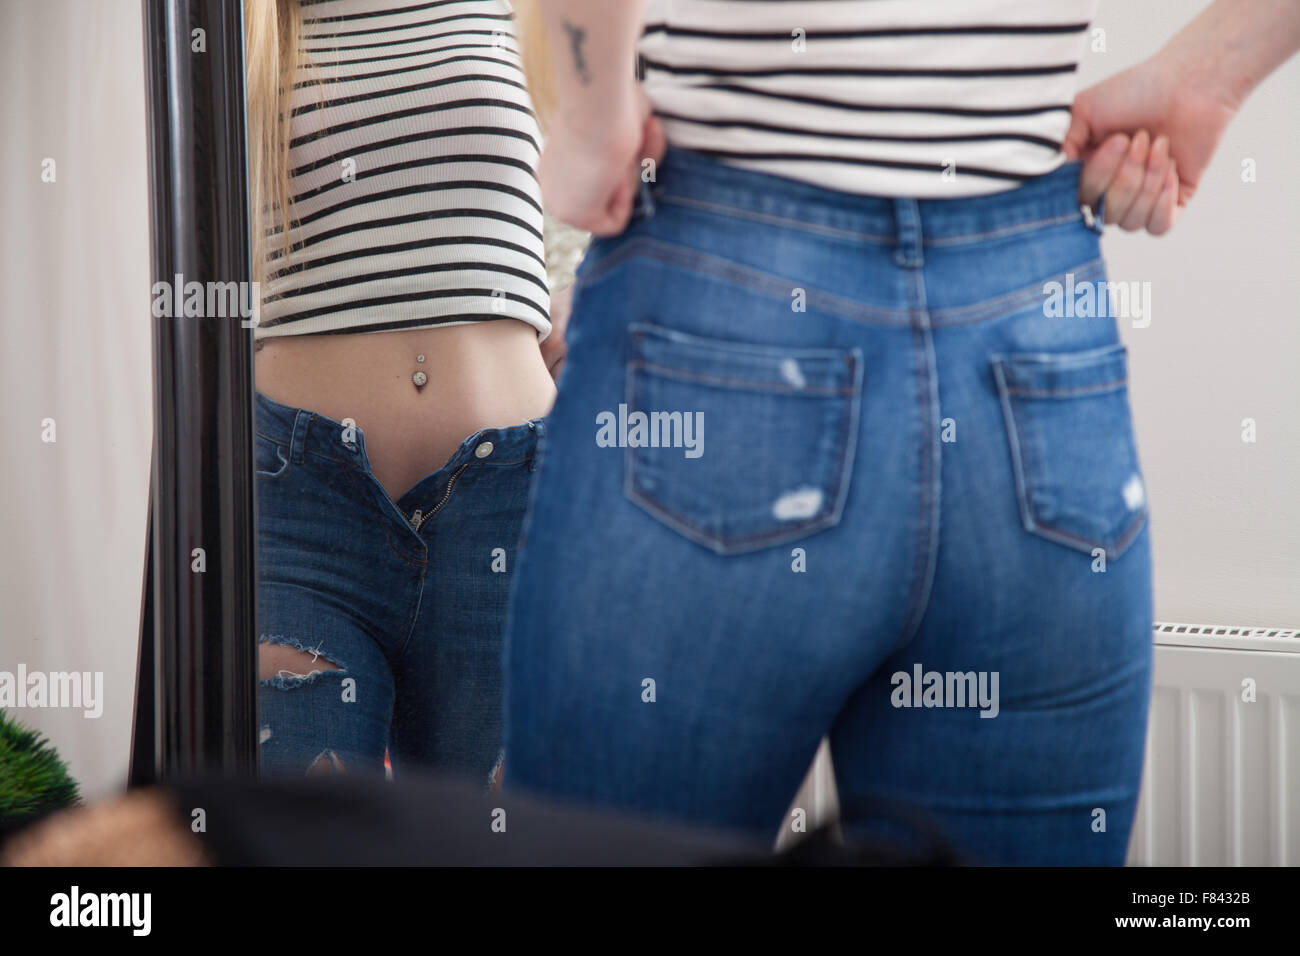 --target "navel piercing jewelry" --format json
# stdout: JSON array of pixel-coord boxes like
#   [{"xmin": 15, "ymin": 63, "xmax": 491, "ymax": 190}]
[{"xmin": 412, "ymin": 353, "xmax": 427, "ymax": 391}]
